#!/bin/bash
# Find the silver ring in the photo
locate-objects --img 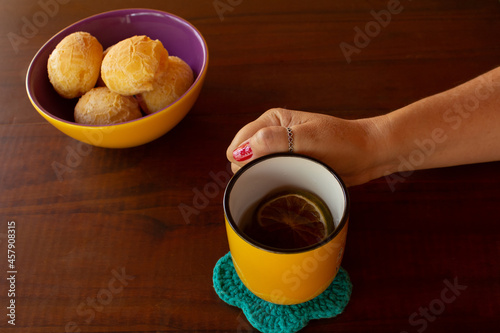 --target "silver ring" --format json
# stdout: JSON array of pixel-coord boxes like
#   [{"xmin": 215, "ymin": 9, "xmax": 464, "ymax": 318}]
[{"xmin": 286, "ymin": 127, "xmax": 294, "ymax": 153}]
